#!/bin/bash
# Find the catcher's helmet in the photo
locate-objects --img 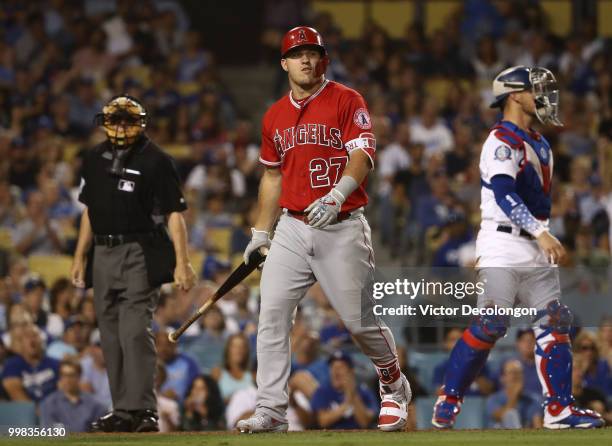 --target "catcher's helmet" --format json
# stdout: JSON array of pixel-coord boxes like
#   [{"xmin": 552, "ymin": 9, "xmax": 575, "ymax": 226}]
[
  {"xmin": 490, "ymin": 66, "xmax": 562, "ymax": 126},
  {"xmin": 94, "ymin": 95, "xmax": 147, "ymax": 147},
  {"xmin": 281, "ymin": 26, "xmax": 329, "ymax": 76},
  {"xmin": 489, "ymin": 66, "xmax": 531, "ymax": 108}
]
